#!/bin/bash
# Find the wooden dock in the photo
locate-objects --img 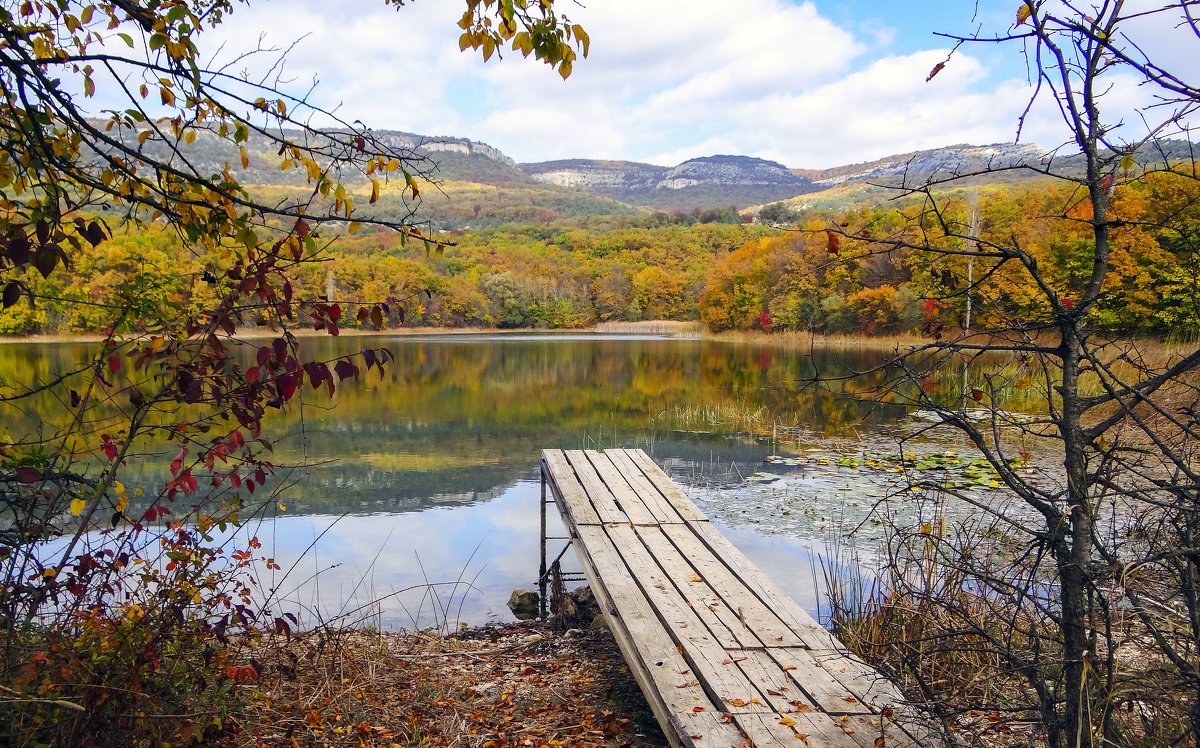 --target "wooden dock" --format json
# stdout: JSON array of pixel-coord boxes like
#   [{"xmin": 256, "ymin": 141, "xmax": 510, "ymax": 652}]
[{"xmin": 541, "ymin": 448, "xmax": 936, "ymax": 748}]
